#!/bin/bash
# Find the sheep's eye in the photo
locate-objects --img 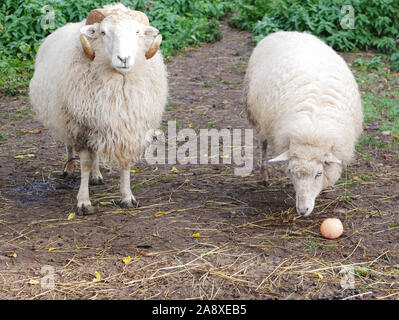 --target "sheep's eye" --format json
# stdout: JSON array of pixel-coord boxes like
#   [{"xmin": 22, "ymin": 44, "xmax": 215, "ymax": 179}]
[
  {"xmin": 315, "ymin": 171, "xmax": 322, "ymax": 179},
  {"xmin": 101, "ymin": 31, "xmax": 106, "ymax": 36},
  {"xmin": 136, "ymin": 30, "xmax": 140, "ymax": 34}
]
